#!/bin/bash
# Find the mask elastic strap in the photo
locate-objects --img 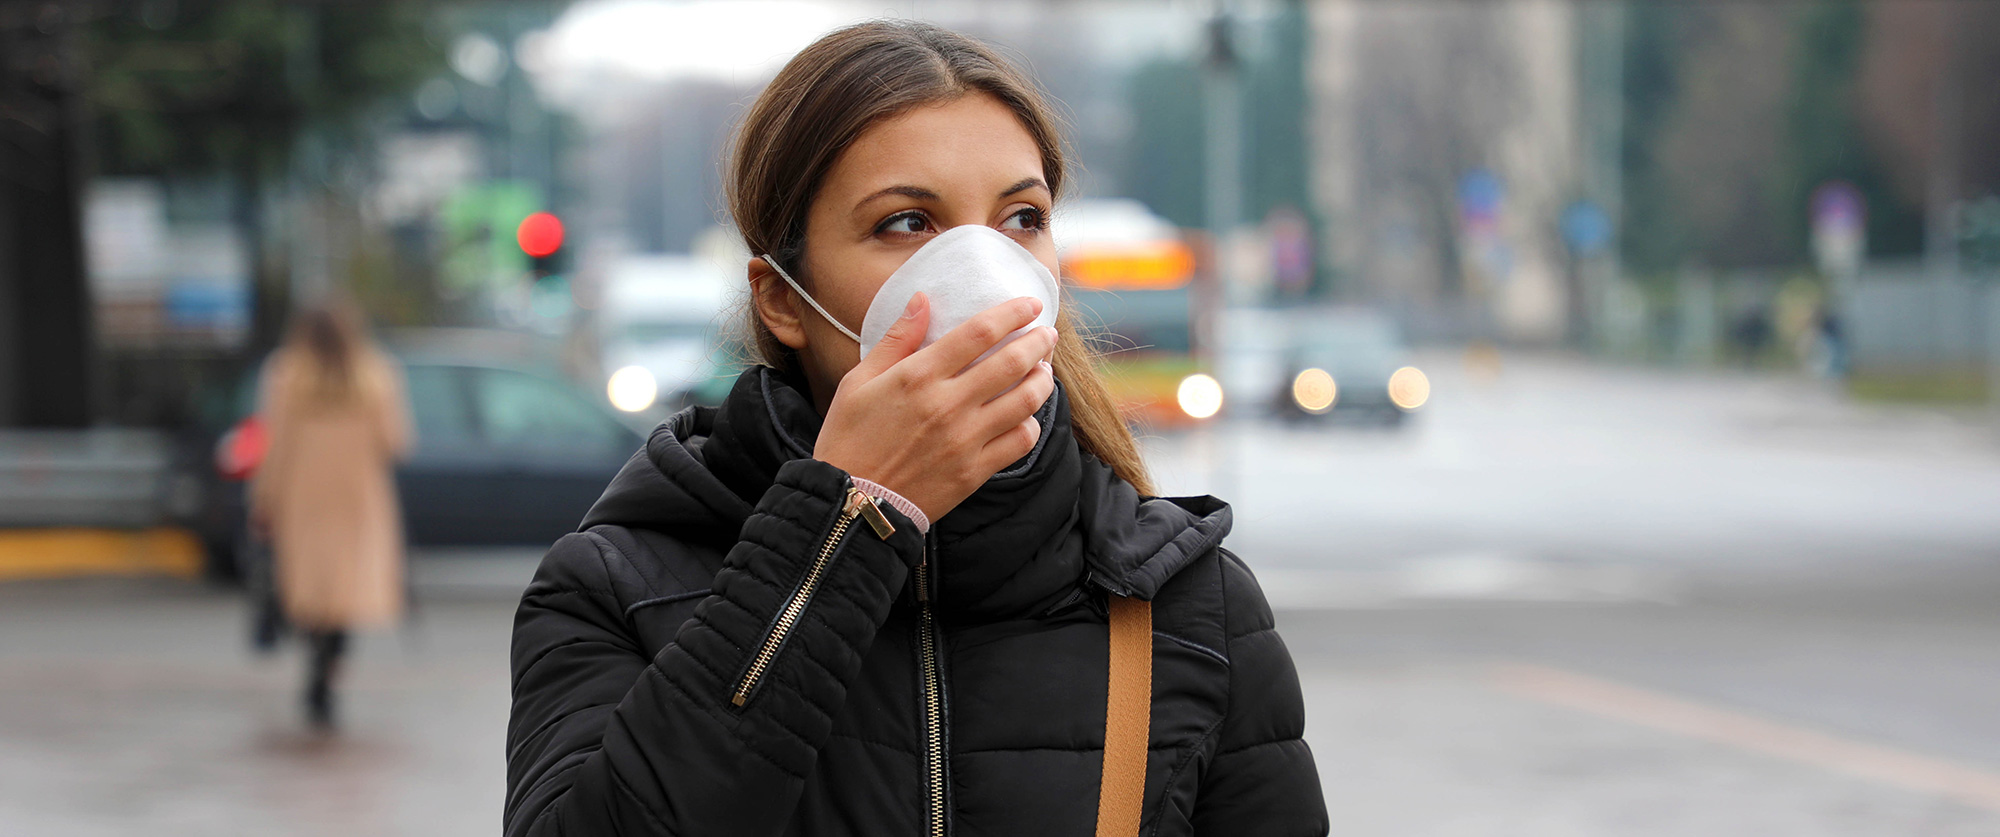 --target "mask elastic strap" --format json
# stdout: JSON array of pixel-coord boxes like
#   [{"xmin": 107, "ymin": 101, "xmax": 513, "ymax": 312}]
[{"xmin": 761, "ymin": 255, "xmax": 862, "ymax": 344}]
